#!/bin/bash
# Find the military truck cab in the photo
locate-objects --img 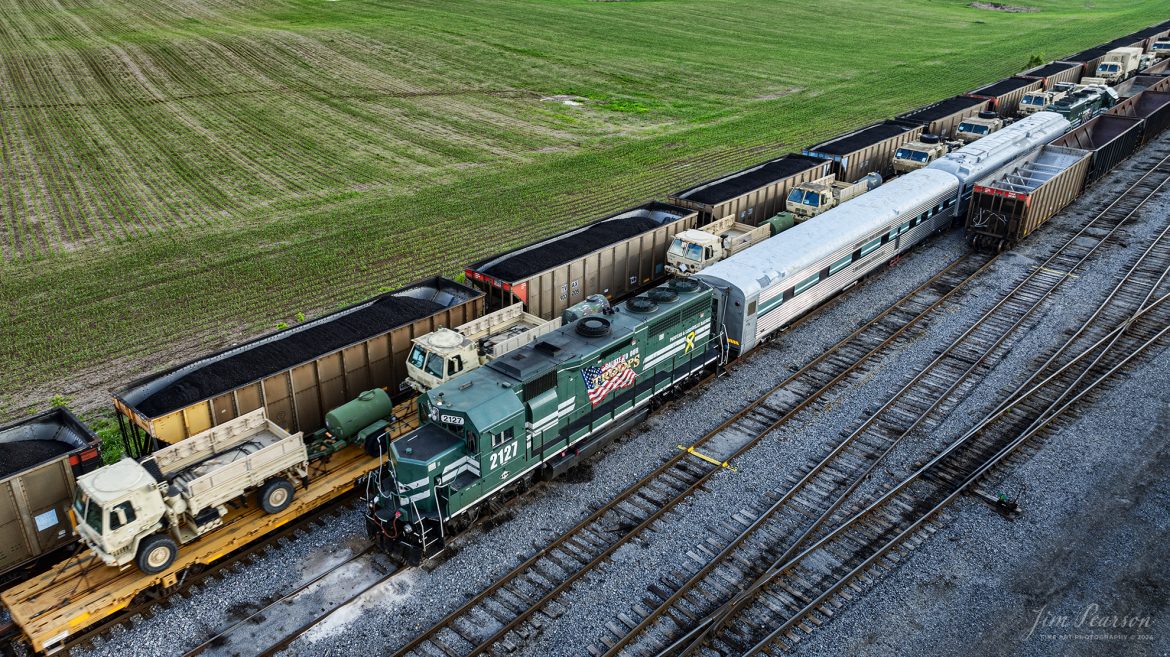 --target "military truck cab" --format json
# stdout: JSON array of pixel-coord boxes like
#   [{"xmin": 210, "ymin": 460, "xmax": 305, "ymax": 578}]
[
  {"xmin": 1019, "ymin": 82, "xmax": 1076, "ymax": 115},
  {"xmin": 893, "ymin": 134, "xmax": 951, "ymax": 173},
  {"xmin": 956, "ymin": 111, "xmax": 1007, "ymax": 143},
  {"xmin": 406, "ymin": 329, "xmax": 477, "ymax": 392},
  {"xmin": 1153, "ymin": 38, "xmax": 1170, "ymax": 59},
  {"xmin": 72, "ymin": 460, "xmax": 168, "ymax": 571},
  {"xmin": 667, "ymin": 230, "xmax": 722, "ymax": 275},
  {"xmin": 73, "ymin": 412, "xmax": 308, "ymax": 574}
]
